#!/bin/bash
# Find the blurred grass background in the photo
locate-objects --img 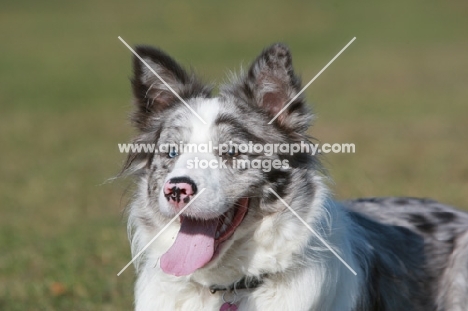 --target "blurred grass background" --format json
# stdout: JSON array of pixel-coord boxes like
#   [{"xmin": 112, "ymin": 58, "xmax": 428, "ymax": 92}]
[{"xmin": 1, "ymin": 0, "xmax": 467, "ymax": 309}]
